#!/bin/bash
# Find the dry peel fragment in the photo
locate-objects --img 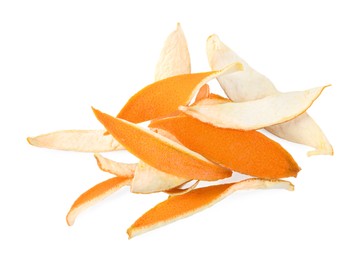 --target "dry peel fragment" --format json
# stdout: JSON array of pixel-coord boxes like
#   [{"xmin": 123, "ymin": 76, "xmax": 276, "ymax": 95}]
[
  {"xmin": 155, "ymin": 23, "xmax": 191, "ymax": 81},
  {"xmin": 180, "ymin": 85, "xmax": 328, "ymax": 131},
  {"xmin": 93, "ymin": 108, "xmax": 232, "ymax": 181},
  {"xmin": 127, "ymin": 178, "xmax": 294, "ymax": 238},
  {"xmin": 66, "ymin": 176, "xmax": 131, "ymax": 226},
  {"xmin": 131, "ymin": 161, "xmax": 188, "ymax": 194},
  {"xmin": 194, "ymin": 84, "xmax": 210, "ymax": 103},
  {"xmin": 193, "ymin": 93, "xmax": 230, "ymax": 106},
  {"xmin": 150, "ymin": 115, "xmax": 300, "ymax": 179},
  {"xmin": 27, "ymin": 130, "xmax": 123, "ymax": 152},
  {"xmin": 207, "ymin": 34, "xmax": 333, "ymax": 155},
  {"xmin": 116, "ymin": 62, "xmax": 243, "ymax": 123},
  {"xmin": 165, "ymin": 180, "xmax": 200, "ymax": 196},
  {"xmin": 94, "ymin": 154, "xmax": 136, "ymax": 177}
]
